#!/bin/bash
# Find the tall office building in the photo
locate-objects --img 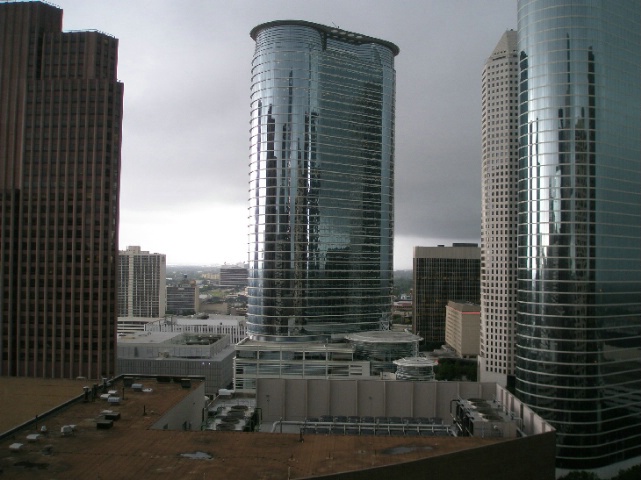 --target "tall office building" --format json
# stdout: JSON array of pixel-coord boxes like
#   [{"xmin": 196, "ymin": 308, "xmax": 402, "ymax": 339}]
[
  {"xmin": 118, "ymin": 246, "xmax": 166, "ymax": 318},
  {"xmin": 247, "ymin": 21, "xmax": 397, "ymax": 341},
  {"xmin": 478, "ymin": 31, "xmax": 519, "ymax": 386},
  {"xmin": 516, "ymin": 0, "xmax": 641, "ymax": 471},
  {"xmin": 0, "ymin": 2, "xmax": 123, "ymax": 379},
  {"xmin": 412, "ymin": 245, "xmax": 480, "ymax": 344}
]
